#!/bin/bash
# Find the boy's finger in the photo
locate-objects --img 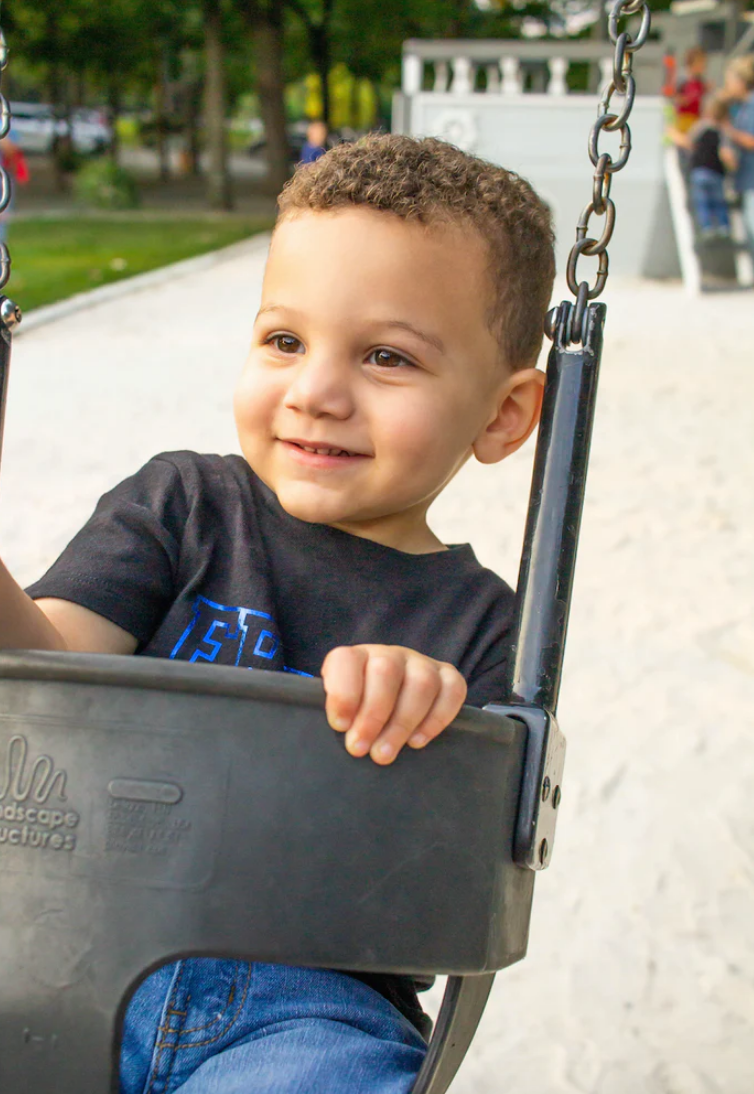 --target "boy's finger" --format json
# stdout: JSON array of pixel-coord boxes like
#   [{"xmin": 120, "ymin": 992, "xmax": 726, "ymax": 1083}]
[
  {"xmin": 368, "ymin": 661, "xmax": 442, "ymax": 765},
  {"xmin": 344, "ymin": 650, "xmax": 405, "ymax": 758},
  {"xmin": 407, "ymin": 665, "xmax": 467, "ymax": 750},
  {"xmin": 322, "ymin": 646, "xmax": 368, "ymax": 733}
]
